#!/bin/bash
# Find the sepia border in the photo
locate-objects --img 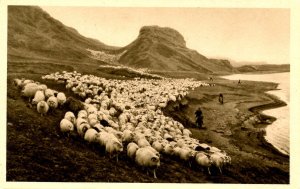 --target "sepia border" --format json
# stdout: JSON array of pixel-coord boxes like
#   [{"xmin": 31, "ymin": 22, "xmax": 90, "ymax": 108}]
[{"xmin": 0, "ymin": 0, "xmax": 299, "ymax": 189}]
